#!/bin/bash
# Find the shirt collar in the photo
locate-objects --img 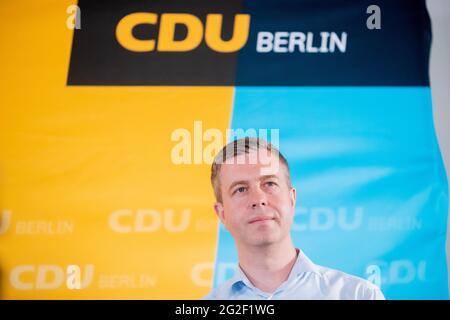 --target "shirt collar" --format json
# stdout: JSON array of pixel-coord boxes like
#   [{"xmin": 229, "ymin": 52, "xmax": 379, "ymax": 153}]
[{"xmin": 230, "ymin": 248, "xmax": 320, "ymax": 292}]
